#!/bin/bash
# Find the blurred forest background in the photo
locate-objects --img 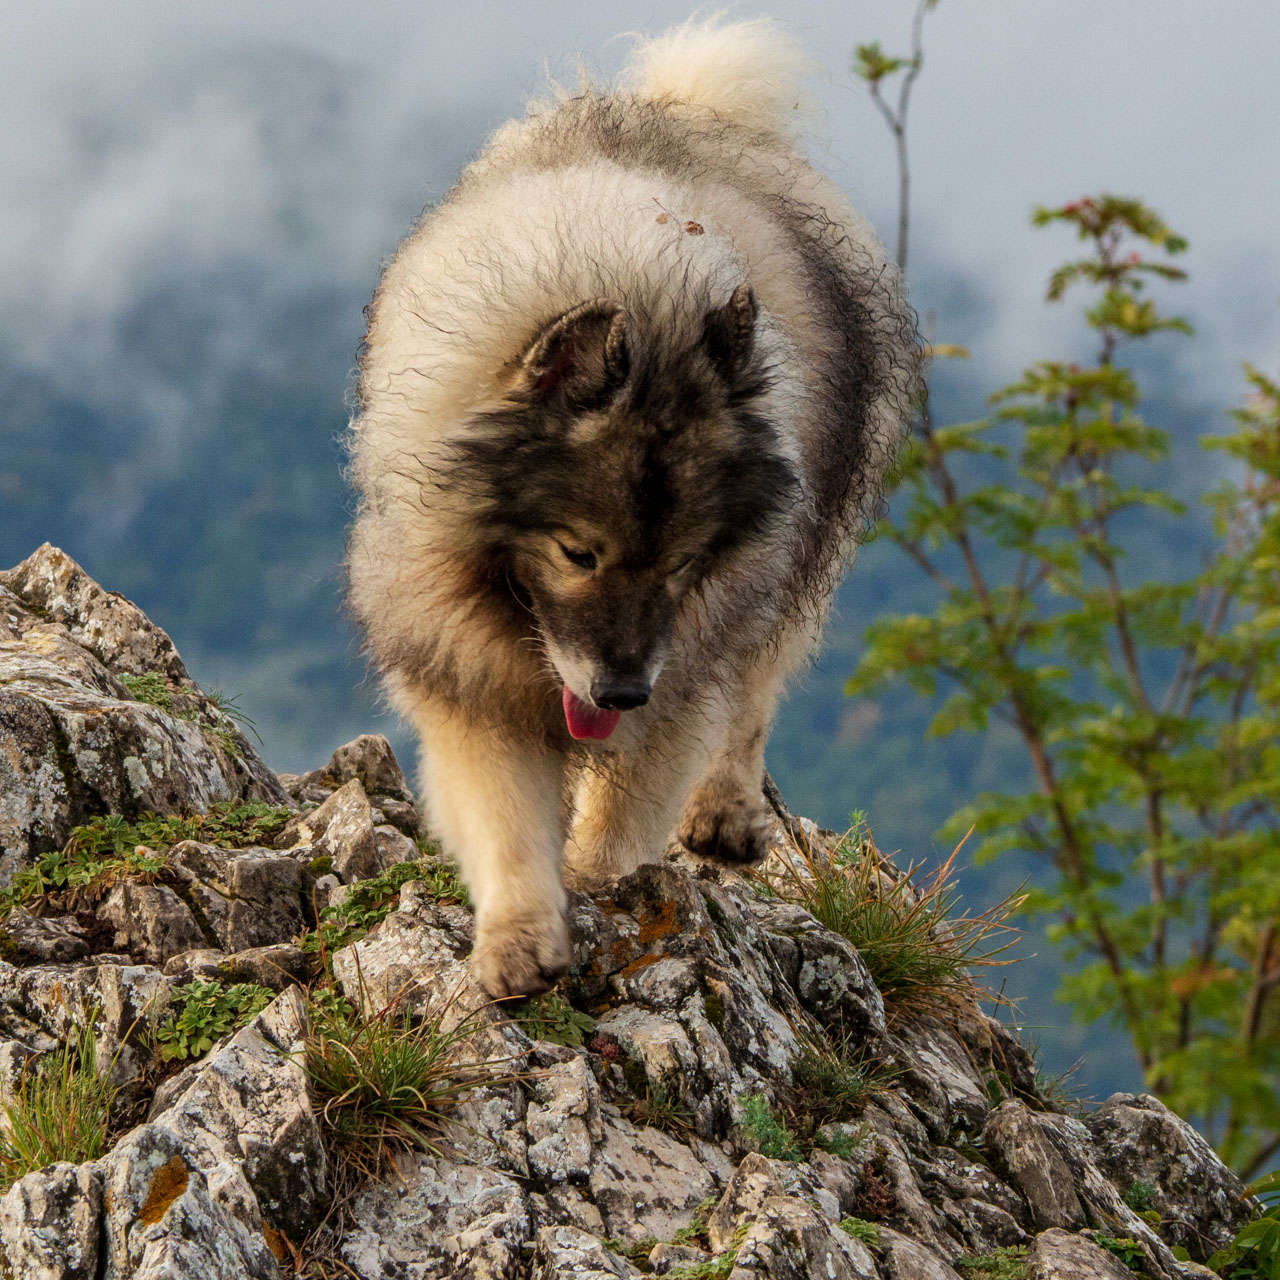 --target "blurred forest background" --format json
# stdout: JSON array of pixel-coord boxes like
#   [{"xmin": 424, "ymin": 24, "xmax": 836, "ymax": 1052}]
[{"xmin": 2, "ymin": 1, "xmax": 1278, "ymax": 1117}]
